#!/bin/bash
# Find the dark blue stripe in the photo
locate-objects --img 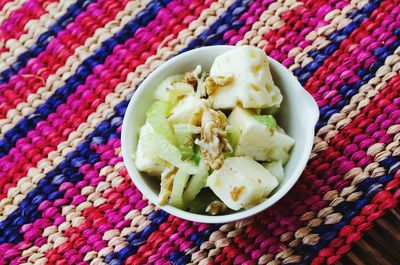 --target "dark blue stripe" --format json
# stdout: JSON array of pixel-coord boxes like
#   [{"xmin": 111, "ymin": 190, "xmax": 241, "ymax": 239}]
[
  {"xmin": 0, "ymin": 0, "xmax": 252, "ymax": 251},
  {"xmin": 0, "ymin": 0, "xmax": 172, "ymax": 244},
  {"xmin": 169, "ymin": 251, "xmax": 192, "ymax": 265},
  {"xmin": 104, "ymin": 0, "xmax": 254, "ymax": 263},
  {"xmin": 316, "ymin": 34, "xmax": 400, "ymax": 129},
  {"xmin": 0, "ymin": 0, "xmax": 96, "ymax": 84},
  {"xmin": 0, "ymin": 117, "xmax": 110, "ymax": 243},
  {"xmin": 181, "ymin": 0, "xmax": 253, "ymax": 52},
  {"xmin": 103, "ymin": 210, "xmax": 169, "ymax": 265},
  {"xmin": 293, "ymin": 155, "xmax": 400, "ymax": 263},
  {"xmin": 293, "ymin": 0, "xmax": 381, "ymax": 85},
  {"xmin": 168, "ymin": 224, "xmax": 222, "ymax": 264},
  {"xmin": 0, "ymin": 0, "xmax": 171, "ymax": 158}
]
